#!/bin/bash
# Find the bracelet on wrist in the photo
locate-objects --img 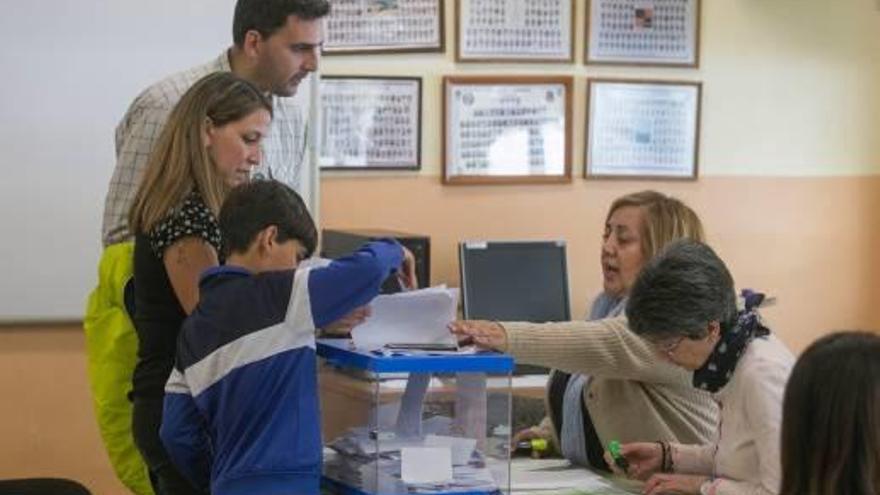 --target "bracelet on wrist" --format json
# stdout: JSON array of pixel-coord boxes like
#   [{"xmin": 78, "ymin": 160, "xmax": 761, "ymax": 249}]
[{"xmin": 655, "ymin": 441, "xmax": 667, "ymax": 473}]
